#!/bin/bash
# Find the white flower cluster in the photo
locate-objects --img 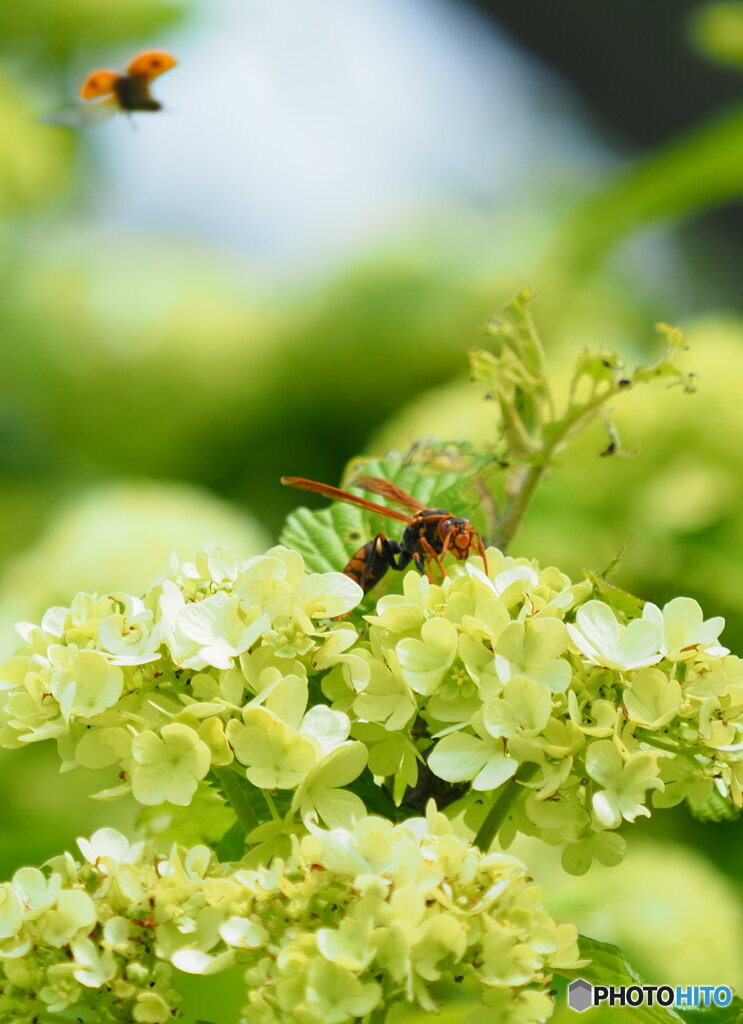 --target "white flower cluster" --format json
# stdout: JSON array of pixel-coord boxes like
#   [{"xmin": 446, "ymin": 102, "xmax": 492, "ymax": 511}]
[
  {"xmin": 0, "ymin": 547, "xmax": 368, "ymax": 827},
  {"xmin": 0, "ymin": 810, "xmax": 583, "ymax": 1024},
  {"xmin": 0, "ymin": 541, "xmax": 738, "ymax": 882},
  {"xmin": 321, "ymin": 551, "xmax": 739, "ymax": 872}
]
